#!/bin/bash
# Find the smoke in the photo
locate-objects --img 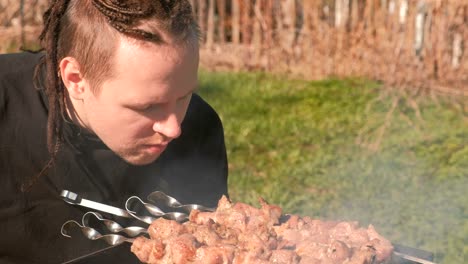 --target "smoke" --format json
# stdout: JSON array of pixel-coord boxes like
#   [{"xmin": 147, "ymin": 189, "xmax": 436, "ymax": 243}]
[{"xmin": 314, "ymin": 152, "xmax": 467, "ymax": 263}]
